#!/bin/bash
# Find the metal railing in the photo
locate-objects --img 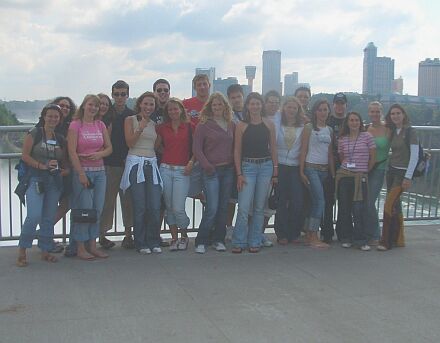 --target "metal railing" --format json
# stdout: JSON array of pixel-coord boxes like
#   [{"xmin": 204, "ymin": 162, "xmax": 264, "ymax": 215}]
[{"xmin": 1, "ymin": 125, "xmax": 439, "ymax": 242}]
